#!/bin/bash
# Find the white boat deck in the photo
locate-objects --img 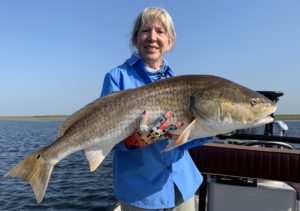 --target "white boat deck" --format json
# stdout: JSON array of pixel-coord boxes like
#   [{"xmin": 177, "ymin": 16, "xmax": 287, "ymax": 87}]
[{"xmin": 111, "ymin": 180, "xmax": 300, "ymax": 211}]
